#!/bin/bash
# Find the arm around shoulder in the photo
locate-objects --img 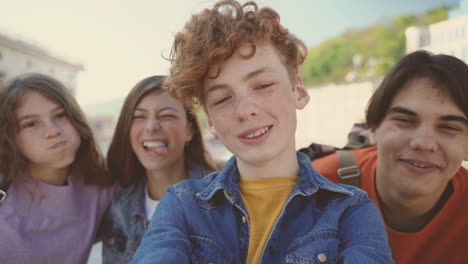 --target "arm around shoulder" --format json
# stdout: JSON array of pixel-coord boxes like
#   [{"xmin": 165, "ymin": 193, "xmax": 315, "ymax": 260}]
[
  {"xmin": 339, "ymin": 192, "xmax": 394, "ymax": 264},
  {"xmin": 130, "ymin": 191, "xmax": 191, "ymax": 264}
]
